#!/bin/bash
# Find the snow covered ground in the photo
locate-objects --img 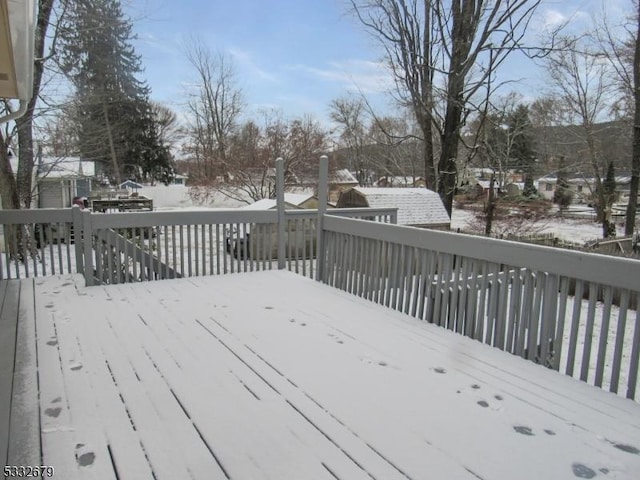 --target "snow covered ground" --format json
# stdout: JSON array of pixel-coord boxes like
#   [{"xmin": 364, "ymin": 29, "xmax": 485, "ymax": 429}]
[
  {"xmin": 139, "ymin": 185, "xmax": 624, "ymax": 244},
  {"xmin": 450, "ymin": 207, "xmax": 624, "ymax": 244},
  {"xmin": 137, "ymin": 184, "xmax": 247, "ymax": 210}
]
